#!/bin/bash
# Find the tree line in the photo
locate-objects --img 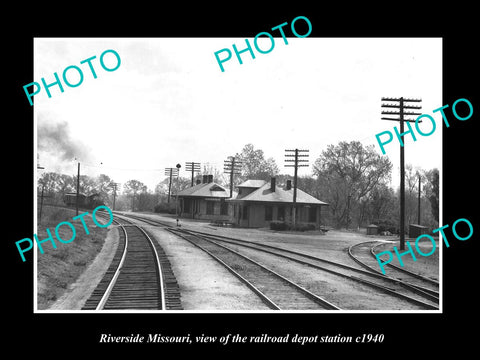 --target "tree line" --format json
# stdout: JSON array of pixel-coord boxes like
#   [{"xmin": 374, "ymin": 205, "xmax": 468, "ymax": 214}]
[{"xmin": 38, "ymin": 141, "xmax": 439, "ymax": 231}]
